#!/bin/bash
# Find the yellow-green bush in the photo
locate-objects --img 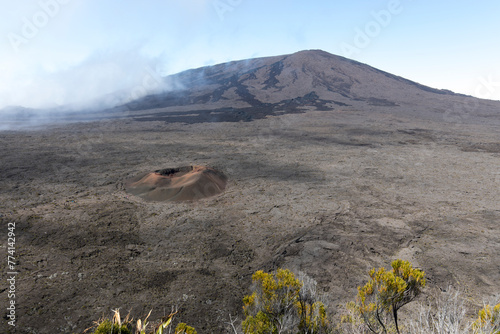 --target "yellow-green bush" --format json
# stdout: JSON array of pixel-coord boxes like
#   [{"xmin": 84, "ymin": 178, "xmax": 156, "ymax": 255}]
[
  {"xmin": 473, "ymin": 303, "xmax": 500, "ymax": 334},
  {"xmin": 174, "ymin": 322, "xmax": 197, "ymax": 334},
  {"xmin": 86, "ymin": 260, "xmax": 500, "ymax": 334},
  {"xmin": 91, "ymin": 309, "xmax": 196, "ymax": 334},
  {"xmin": 242, "ymin": 268, "xmax": 330, "ymax": 334},
  {"xmin": 92, "ymin": 319, "xmax": 131, "ymax": 334},
  {"xmin": 352, "ymin": 259, "xmax": 425, "ymax": 334}
]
